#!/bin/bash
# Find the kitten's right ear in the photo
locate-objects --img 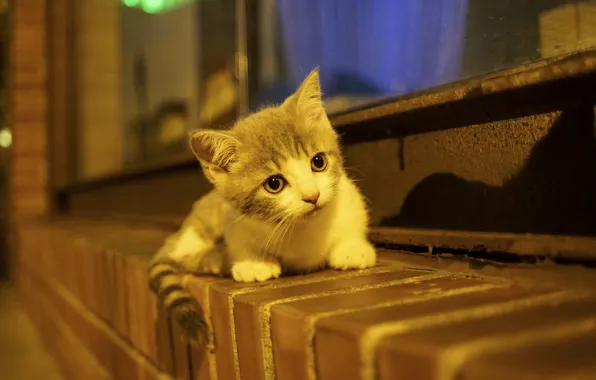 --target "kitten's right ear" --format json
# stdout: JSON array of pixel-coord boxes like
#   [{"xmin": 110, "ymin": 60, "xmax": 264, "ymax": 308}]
[{"xmin": 190, "ymin": 130, "xmax": 239, "ymax": 186}]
